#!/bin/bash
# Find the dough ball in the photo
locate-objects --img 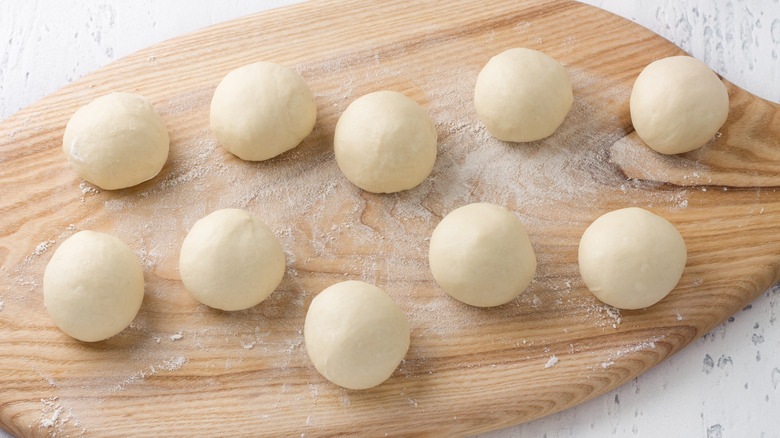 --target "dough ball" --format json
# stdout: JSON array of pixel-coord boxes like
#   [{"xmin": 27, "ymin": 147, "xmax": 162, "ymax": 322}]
[
  {"xmin": 334, "ymin": 91, "xmax": 437, "ymax": 193},
  {"xmin": 474, "ymin": 48, "xmax": 573, "ymax": 142},
  {"xmin": 578, "ymin": 207, "xmax": 687, "ymax": 310},
  {"xmin": 43, "ymin": 231, "xmax": 145, "ymax": 342},
  {"xmin": 429, "ymin": 203, "xmax": 537, "ymax": 307},
  {"xmin": 179, "ymin": 208, "xmax": 285, "ymax": 311},
  {"xmin": 62, "ymin": 92, "xmax": 169, "ymax": 190},
  {"xmin": 630, "ymin": 56, "xmax": 729, "ymax": 154},
  {"xmin": 304, "ymin": 280, "xmax": 410, "ymax": 390},
  {"xmin": 210, "ymin": 61, "xmax": 317, "ymax": 161}
]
